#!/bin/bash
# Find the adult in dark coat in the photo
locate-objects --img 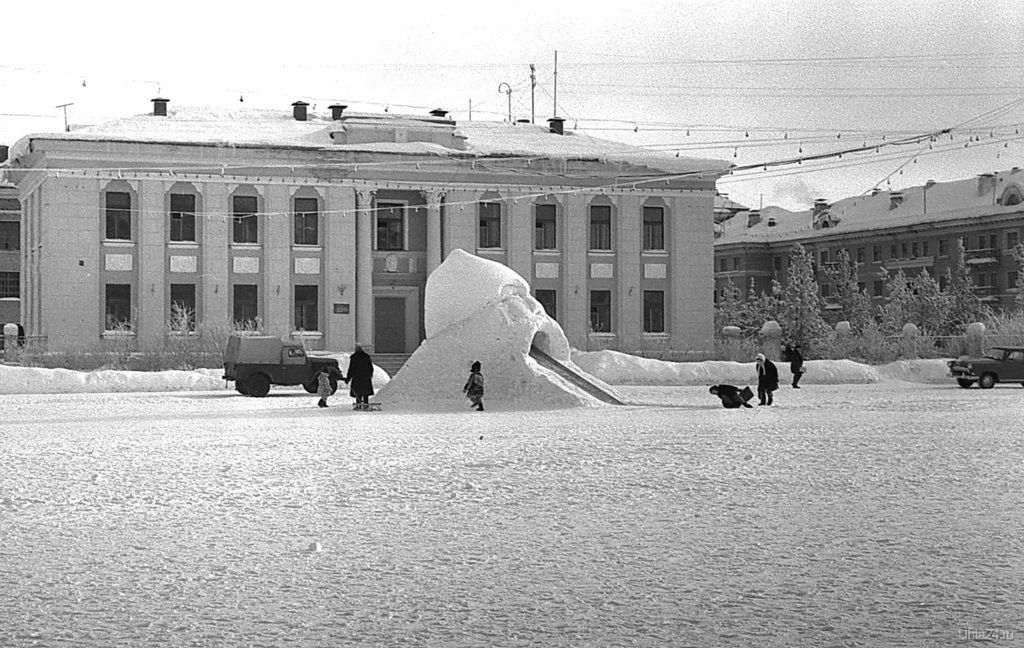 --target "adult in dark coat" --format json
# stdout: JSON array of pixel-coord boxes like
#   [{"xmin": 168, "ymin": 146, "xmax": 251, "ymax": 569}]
[
  {"xmin": 709, "ymin": 384, "xmax": 753, "ymax": 409},
  {"xmin": 755, "ymin": 353, "xmax": 779, "ymax": 406},
  {"xmin": 788, "ymin": 343, "xmax": 805, "ymax": 388},
  {"xmin": 345, "ymin": 345, "xmax": 375, "ymax": 405}
]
